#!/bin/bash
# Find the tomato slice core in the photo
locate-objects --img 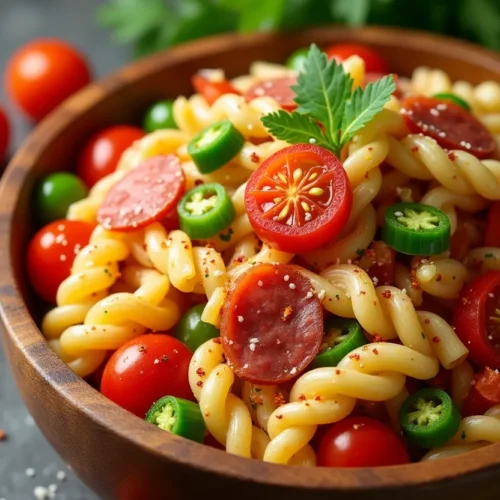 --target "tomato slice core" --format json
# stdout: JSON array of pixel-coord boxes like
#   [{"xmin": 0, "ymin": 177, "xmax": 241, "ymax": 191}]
[{"xmin": 245, "ymin": 144, "xmax": 352, "ymax": 253}]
